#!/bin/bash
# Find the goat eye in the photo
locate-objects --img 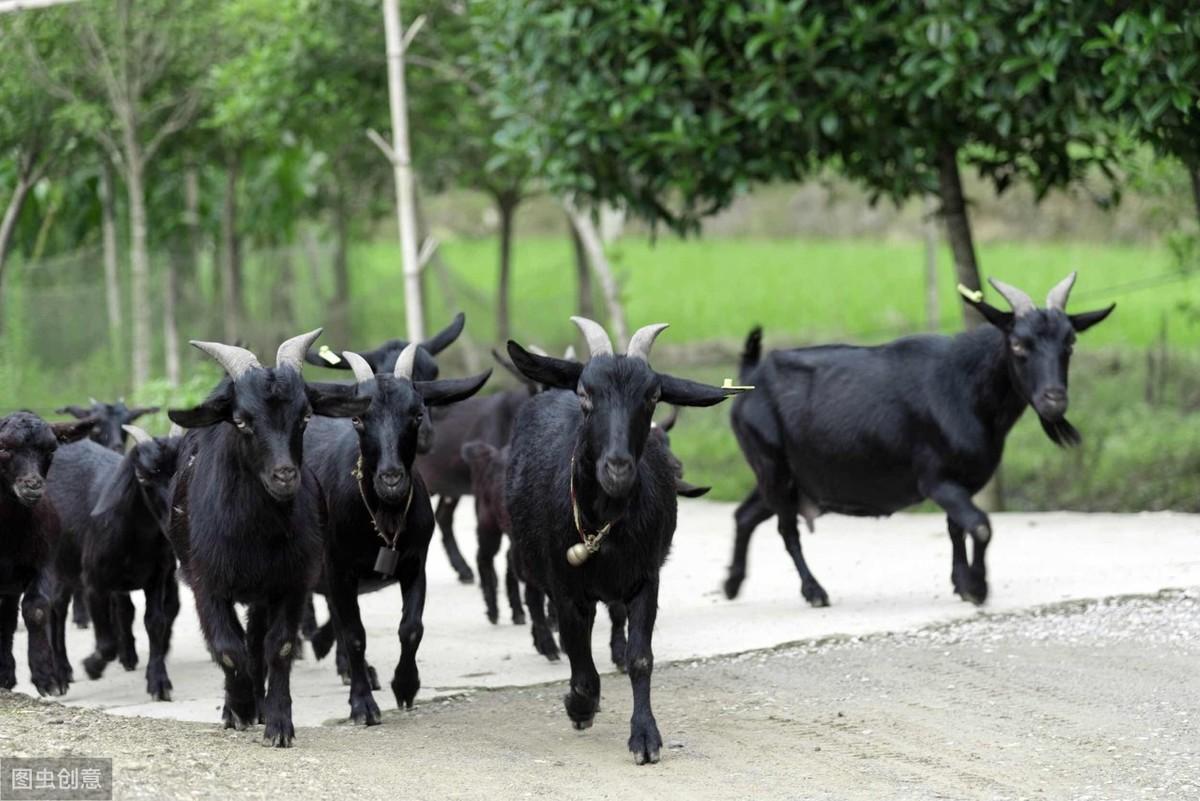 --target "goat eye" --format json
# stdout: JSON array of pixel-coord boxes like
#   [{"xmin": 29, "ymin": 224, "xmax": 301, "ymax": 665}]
[
  {"xmin": 234, "ymin": 419, "xmax": 251, "ymax": 433},
  {"xmin": 352, "ymin": 417, "xmax": 364, "ymax": 430},
  {"xmin": 1010, "ymin": 341, "xmax": 1027, "ymax": 357}
]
